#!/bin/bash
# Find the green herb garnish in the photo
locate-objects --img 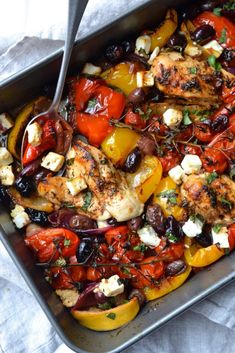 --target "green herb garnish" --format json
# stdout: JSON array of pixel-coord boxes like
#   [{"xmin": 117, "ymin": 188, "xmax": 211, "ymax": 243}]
[
  {"xmin": 183, "ymin": 108, "xmax": 193, "ymax": 125},
  {"xmin": 223, "ymin": 0, "xmax": 235, "ymax": 11},
  {"xmin": 206, "ymin": 172, "xmax": 218, "ymax": 184},
  {"xmin": 106, "ymin": 312, "xmax": 116, "ymax": 320},
  {"xmin": 81, "ymin": 191, "xmax": 92, "ymax": 211},
  {"xmin": 98, "ymin": 302, "xmax": 112, "ymax": 310},
  {"xmin": 189, "ymin": 67, "xmax": 197, "ymax": 74},
  {"xmin": 54, "ymin": 257, "xmax": 67, "ymax": 267},
  {"xmin": 220, "ymin": 197, "xmax": 233, "ymax": 210},
  {"xmin": 166, "ymin": 232, "xmax": 178, "ymax": 243},
  {"xmin": 66, "ymin": 158, "xmax": 75, "ymax": 166},
  {"xmin": 213, "ymin": 7, "xmax": 222, "ymax": 16},
  {"xmin": 64, "ymin": 239, "xmax": 71, "ymax": 247},
  {"xmin": 219, "ymin": 28, "xmax": 227, "ymax": 44},
  {"xmin": 61, "ymin": 202, "xmax": 76, "ymax": 209},
  {"xmin": 158, "ymin": 189, "xmax": 178, "ymax": 205},
  {"xmin": 208, "ymin": 55, "xmax": 222, "ymax": 71},
  {"xmin": 133, "ymin": 243, "xmax": 148, "ymax": 252}
]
